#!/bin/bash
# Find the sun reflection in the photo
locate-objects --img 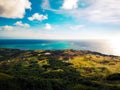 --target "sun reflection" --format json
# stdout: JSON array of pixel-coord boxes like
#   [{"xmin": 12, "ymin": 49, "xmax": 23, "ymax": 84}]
[{"xmin": 109, "ymin": 39, "xmax": 120, "ymax": 56}]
